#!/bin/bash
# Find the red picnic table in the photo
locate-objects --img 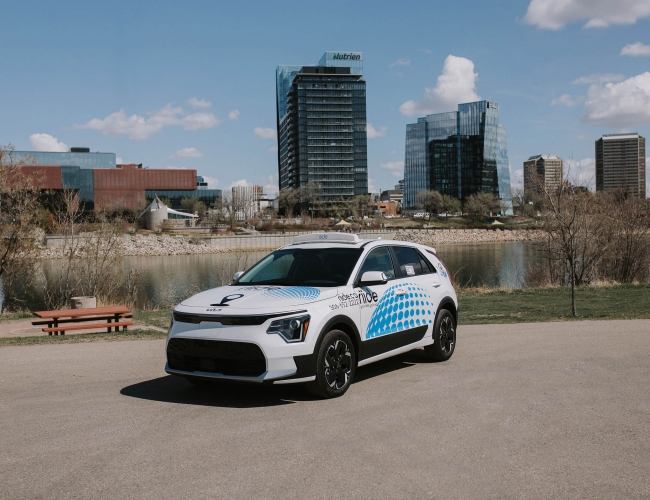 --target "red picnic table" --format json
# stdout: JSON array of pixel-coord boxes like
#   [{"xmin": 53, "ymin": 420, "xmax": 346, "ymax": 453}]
[{"xmin": 32, "ymin": 306, "xmax": 133, "ymax": 336}]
